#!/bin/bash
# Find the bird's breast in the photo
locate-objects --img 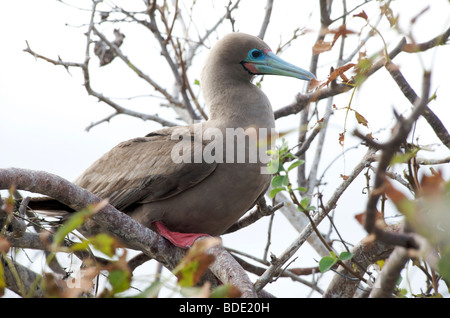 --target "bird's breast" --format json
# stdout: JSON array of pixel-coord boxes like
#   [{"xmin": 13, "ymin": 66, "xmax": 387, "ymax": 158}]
[{"xmin": 129, "ymin": 161, "xmax": 270, "ymax": 236}]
